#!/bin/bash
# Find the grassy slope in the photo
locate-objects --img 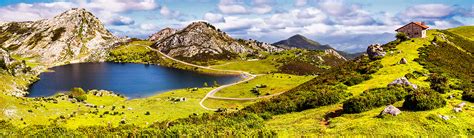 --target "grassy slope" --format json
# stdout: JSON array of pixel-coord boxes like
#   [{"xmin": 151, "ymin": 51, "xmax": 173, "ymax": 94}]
[
  {"xmin": 265, "ymin": 30, "xmax": 474, "ymax": 136},
  {"xmin": 214, "ymin": 73, "xmax": 315, "ymax": 98},
  {"xmin": 0, "ymin": 88, "xmax": 213, "ymax": 129},
  {"xmin": 347, "ymin": 32, "xmax": 433, "ymax": 95},
  {"xmin": 447, "ymin": 26, "xmax": 474, "ymax": 41}
]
